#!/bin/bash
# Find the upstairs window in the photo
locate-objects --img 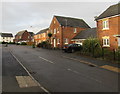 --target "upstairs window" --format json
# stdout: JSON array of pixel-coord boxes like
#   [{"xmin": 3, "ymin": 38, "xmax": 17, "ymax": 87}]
[
  {"xmin": 102, "ymin": 19, "xmax": 109, "ymax": 30},
  {"xmin": 74, "ymin": 28, "xmax": 77, "ymax": 33},
  {"xmin": 51, "ymin": 30, "xmax": 53, "ymax": 33},
  {"xmin": 19, "ymin": 36, "xmax": 21, "ymax": 39},
  {"xmin": 54, "ymin": 29, "xmax": 56, "ymax": 34},
  {"xmin": 54, "ymin": 21, "xmax": 56, "ymax": 24}
]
